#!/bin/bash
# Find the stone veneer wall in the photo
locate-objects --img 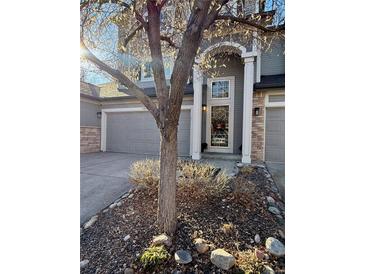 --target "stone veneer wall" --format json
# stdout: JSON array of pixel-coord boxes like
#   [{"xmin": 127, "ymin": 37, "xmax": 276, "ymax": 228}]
[
  {"xmin": 251, "ymin": 91, "xmax": 265, "ymax": 161},
  {"xmin": 80, "ymin": 127, "xmax": 101, "ymax": 153}
]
